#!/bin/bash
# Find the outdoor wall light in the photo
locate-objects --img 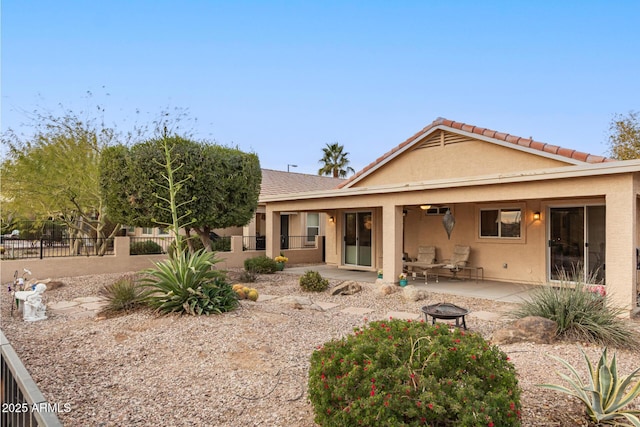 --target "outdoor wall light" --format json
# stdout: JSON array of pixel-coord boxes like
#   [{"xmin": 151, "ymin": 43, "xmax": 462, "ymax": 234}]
[
  {"xmin": 328, "ymin": 216, "xmax": 335, "ymax": 223},
  {"xmin": 420, "ymin": 204, "xmax": 432, "ymax": 210},
  {"xmin": 533, "ymin": 211, "xmax": 541, "ymax": 221}
]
